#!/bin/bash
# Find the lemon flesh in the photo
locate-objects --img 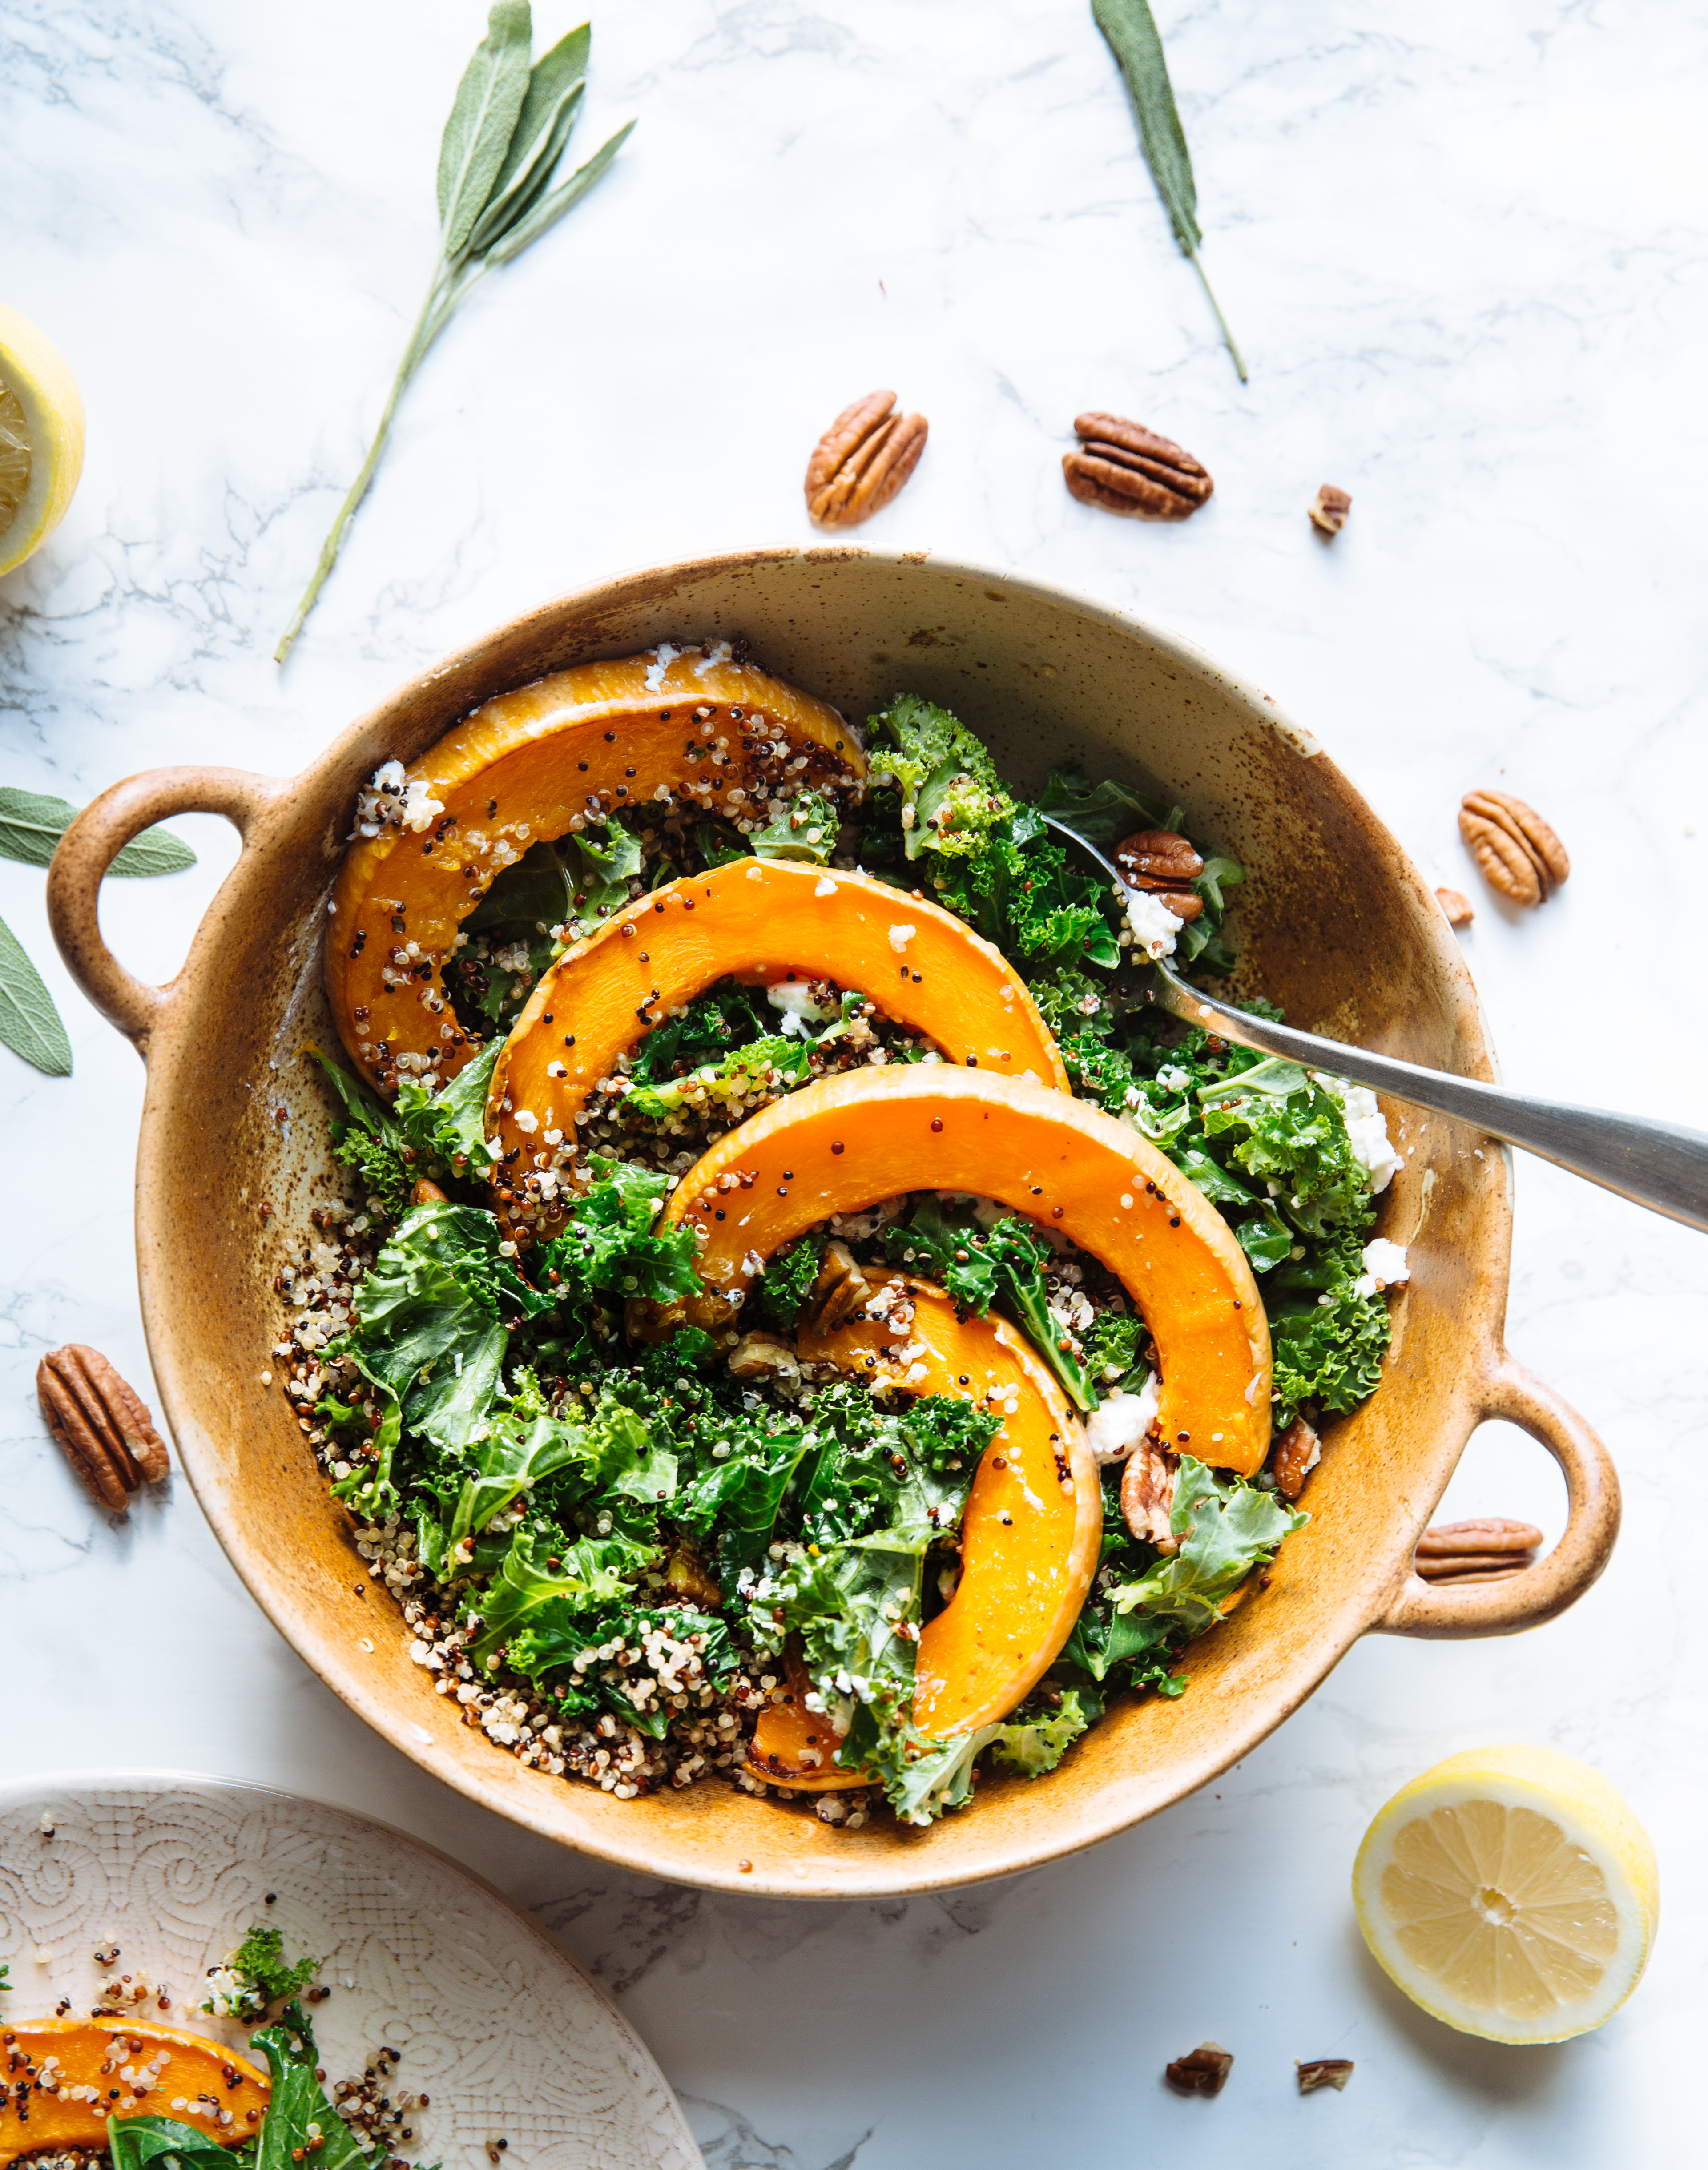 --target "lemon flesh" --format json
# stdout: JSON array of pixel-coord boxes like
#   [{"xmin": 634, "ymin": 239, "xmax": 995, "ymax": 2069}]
[
  {"xmin": 0, "ymin": 379, "xmax": 29, "ymax": 537},
  {"xmin": 0, "ymin": 303, "xmax": 85, "ymax": 576},
  {"xmin": 1353, "ymin": 1744, "xmax": 1659, "ymax": 2043}
]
